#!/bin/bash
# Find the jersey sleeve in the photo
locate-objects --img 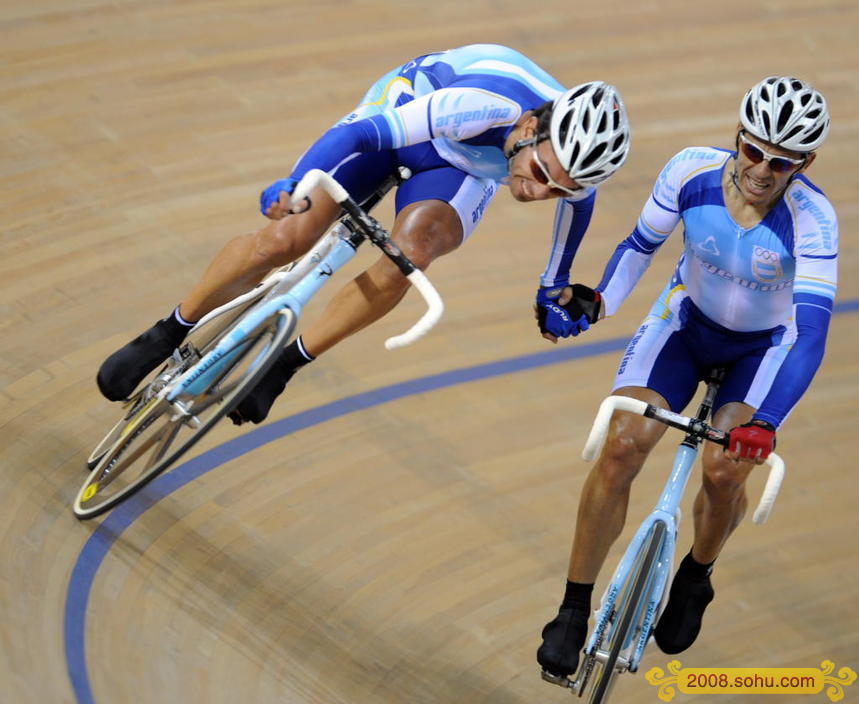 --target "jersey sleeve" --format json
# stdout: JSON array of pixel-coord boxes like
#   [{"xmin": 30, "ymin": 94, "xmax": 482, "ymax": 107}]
[
  {"xmin": 595, "ymin": 153, "xmax": 684, "ymax": 315},
  {"xmin": 539, "ymin": 189, "xmax": 597, "ymax": 287},
  {"xmin": 288, "ymin": 87, "xmax": 521, "ymax": 182},
  {"xmin": 754, "ymin": 205, "xmax": 839, "ymax": 428}
]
